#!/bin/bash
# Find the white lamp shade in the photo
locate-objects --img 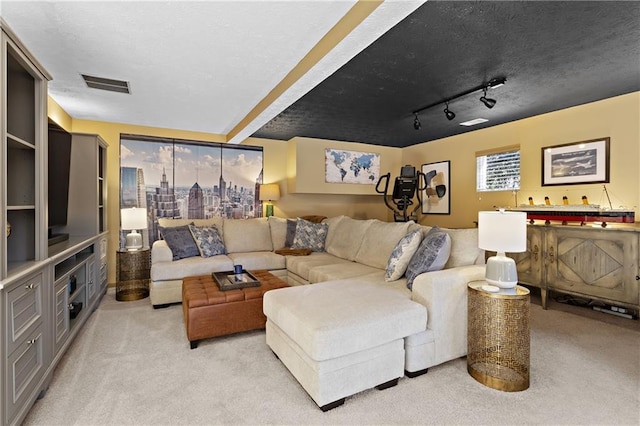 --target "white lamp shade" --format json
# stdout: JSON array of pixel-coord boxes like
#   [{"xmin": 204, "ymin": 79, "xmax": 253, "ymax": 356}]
[
  {"xmin": 259, "ymin": 183, "xmax": 280, "ymax": 201},
  {"xmin": 478, "ymin": 210, "xmax": 527, "ymax": 253},
  {"xmin": 121, "ymin": 208, "xmax": 147, "ymax": 251},
  {"xmin": 121, "ymin": 207, "xmax": 148, "ymax": 230},
  {"xmin": 479, "ymin": 210, "xmax": 527, "ymax": 288}
]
